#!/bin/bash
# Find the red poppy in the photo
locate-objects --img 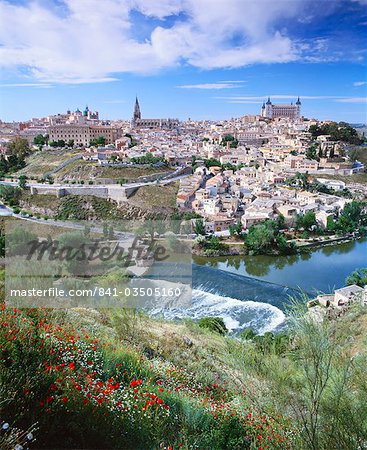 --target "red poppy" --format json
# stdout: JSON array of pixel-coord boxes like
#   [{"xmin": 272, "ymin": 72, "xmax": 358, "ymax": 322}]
[{"xmin": 130, "ymin": 379, "xmax": 143, "ymax": 388}]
